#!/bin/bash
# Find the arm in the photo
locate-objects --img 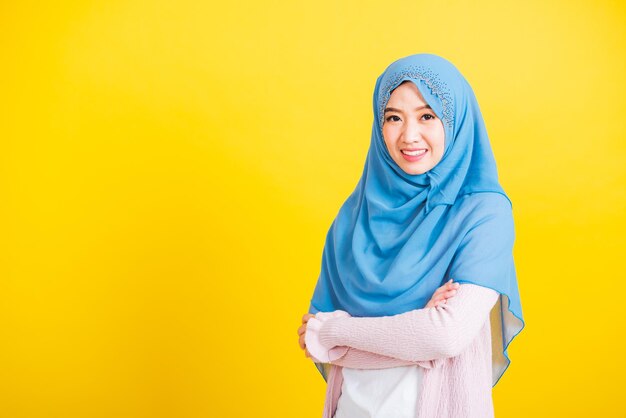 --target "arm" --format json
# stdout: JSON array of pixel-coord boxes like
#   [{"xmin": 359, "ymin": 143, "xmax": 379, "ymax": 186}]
[
  {"xmin": 306, "ymin": 309, "xmax": 441, "ymax": 370},
  {"xmin": 328, "ymin": 347, "xmax": 440, "ymax": 370},
  {"xmin": 317, "ymin": 283, "xmax": 499, "ymax": 362},
  {"xmin": 304, "ymin": 280, "xmax": 460, "ymax": 369}
]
